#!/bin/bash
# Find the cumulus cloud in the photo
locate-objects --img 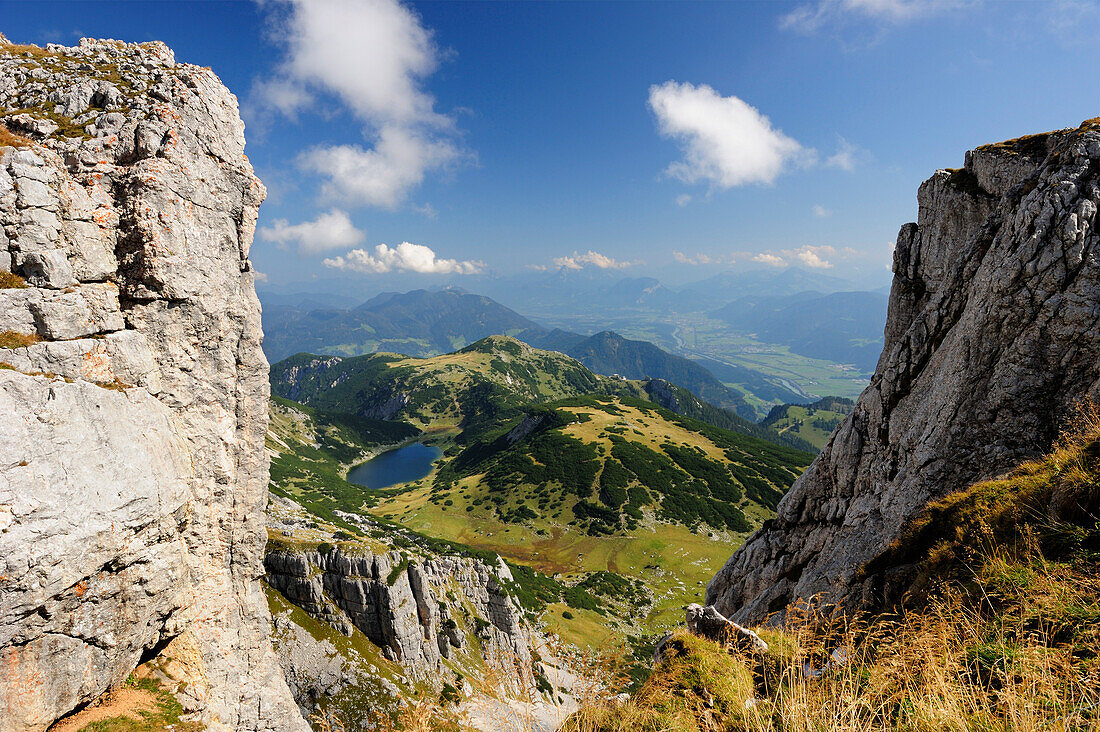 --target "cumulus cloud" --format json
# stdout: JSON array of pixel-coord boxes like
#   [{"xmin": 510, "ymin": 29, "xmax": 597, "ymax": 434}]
[
  {"xmin": 257, "ymin": 0, "xmax": 468, "ymax": 208},
  {"xmin": 552, "ymin": 250, "xmax": 638, "ymax": 270},
  {"xmin": 299, "ymin": 127, "xmax": 463, "ymax": 209},
  {"xmin": 258, "ymin": 209, "xmax": 365, "ymax": 254},
  {"xmin": 812, "ymin": 204, "xmax": 833, "ymax": 217},
  {"xmin": 796, "ymin": 247, "xmax": 833, "ymax": 268},
  {"xmin": 648, "ymin": 81, "xmax": 807, "ymax": 188},
  {"xmin": 753, "ymin": 252, "xmax": 788, "ymax": 267},
  {"xmin": 750, "ymin": 244, "xmax": 859, "ymax": 269},
  {"xmin": 674, "ymin": 251, "xmax": 714, "ymax": 266},
  {"xmin": 780, "ymin": 0, "xmax": 969, "ymax": 35},
  {"xmin": 323, "ymin": 242, "xmax": 484, "ymax": 274},
  {"xmin": 825, "ymin": 137, "xmax": 864, "ymax": 171},
  {"xmin": 675, "ymin": 193, "xmax": 693, "ymax": 207}
]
